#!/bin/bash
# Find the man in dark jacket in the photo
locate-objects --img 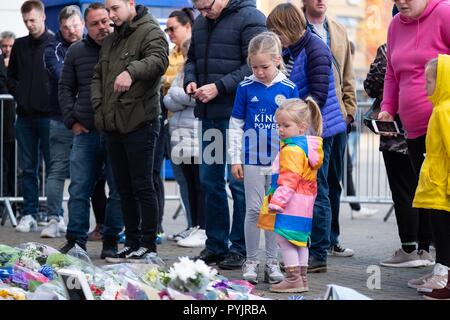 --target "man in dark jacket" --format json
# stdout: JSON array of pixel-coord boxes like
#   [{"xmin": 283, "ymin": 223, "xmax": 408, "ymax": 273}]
[
  {"xmin": 91, "ymin": 0, "xmax": 168, "ymax": 262},
  {"xmin": 184, "ymin": 0, "xmax": 266, "ymax": 269},
  {"xmin": 40, "ymin": 5, "xmax": 84, "ymax": 239},
  {"xmin": 57, "ymin": 2, "xmax": 123, "ymax": 258},
  {"xmin": 7, "ymin": 0, "xmax": 54, "ymax": 233},
  {"xmin": 0, "ymin": 43, "xmax": 16, "ymax": 205}
]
